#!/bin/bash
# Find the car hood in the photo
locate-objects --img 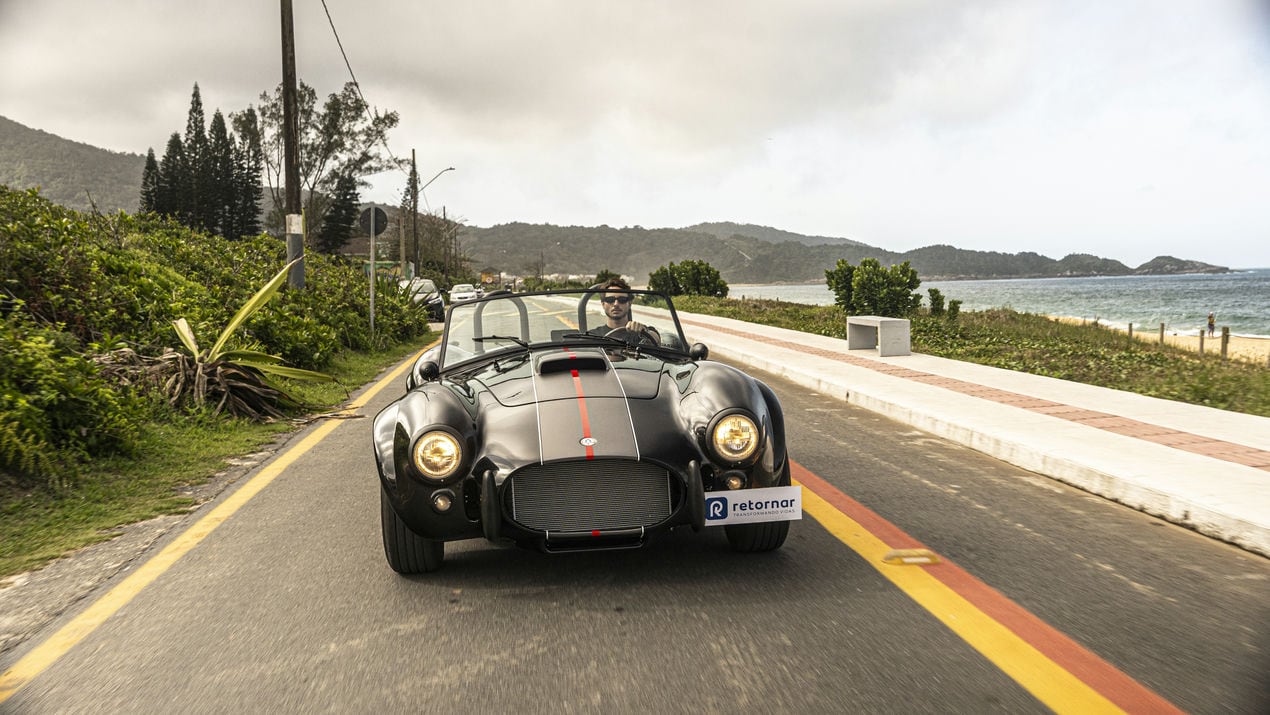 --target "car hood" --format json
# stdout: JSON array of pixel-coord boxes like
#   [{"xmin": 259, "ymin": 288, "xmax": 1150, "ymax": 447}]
[
  {"xmin": 463, "ymin": 347, "xmax": 667, "ymax": 406},
  {"xmin": 439, "ymin": 347, "xmax": 684, "ymax": 464}
]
